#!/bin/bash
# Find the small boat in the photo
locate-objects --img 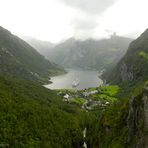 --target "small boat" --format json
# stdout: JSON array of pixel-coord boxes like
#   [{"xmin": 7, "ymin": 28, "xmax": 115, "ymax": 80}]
[{"xmin": 72, "ymin": 78, "xmax": 79, "ymax": 87}]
